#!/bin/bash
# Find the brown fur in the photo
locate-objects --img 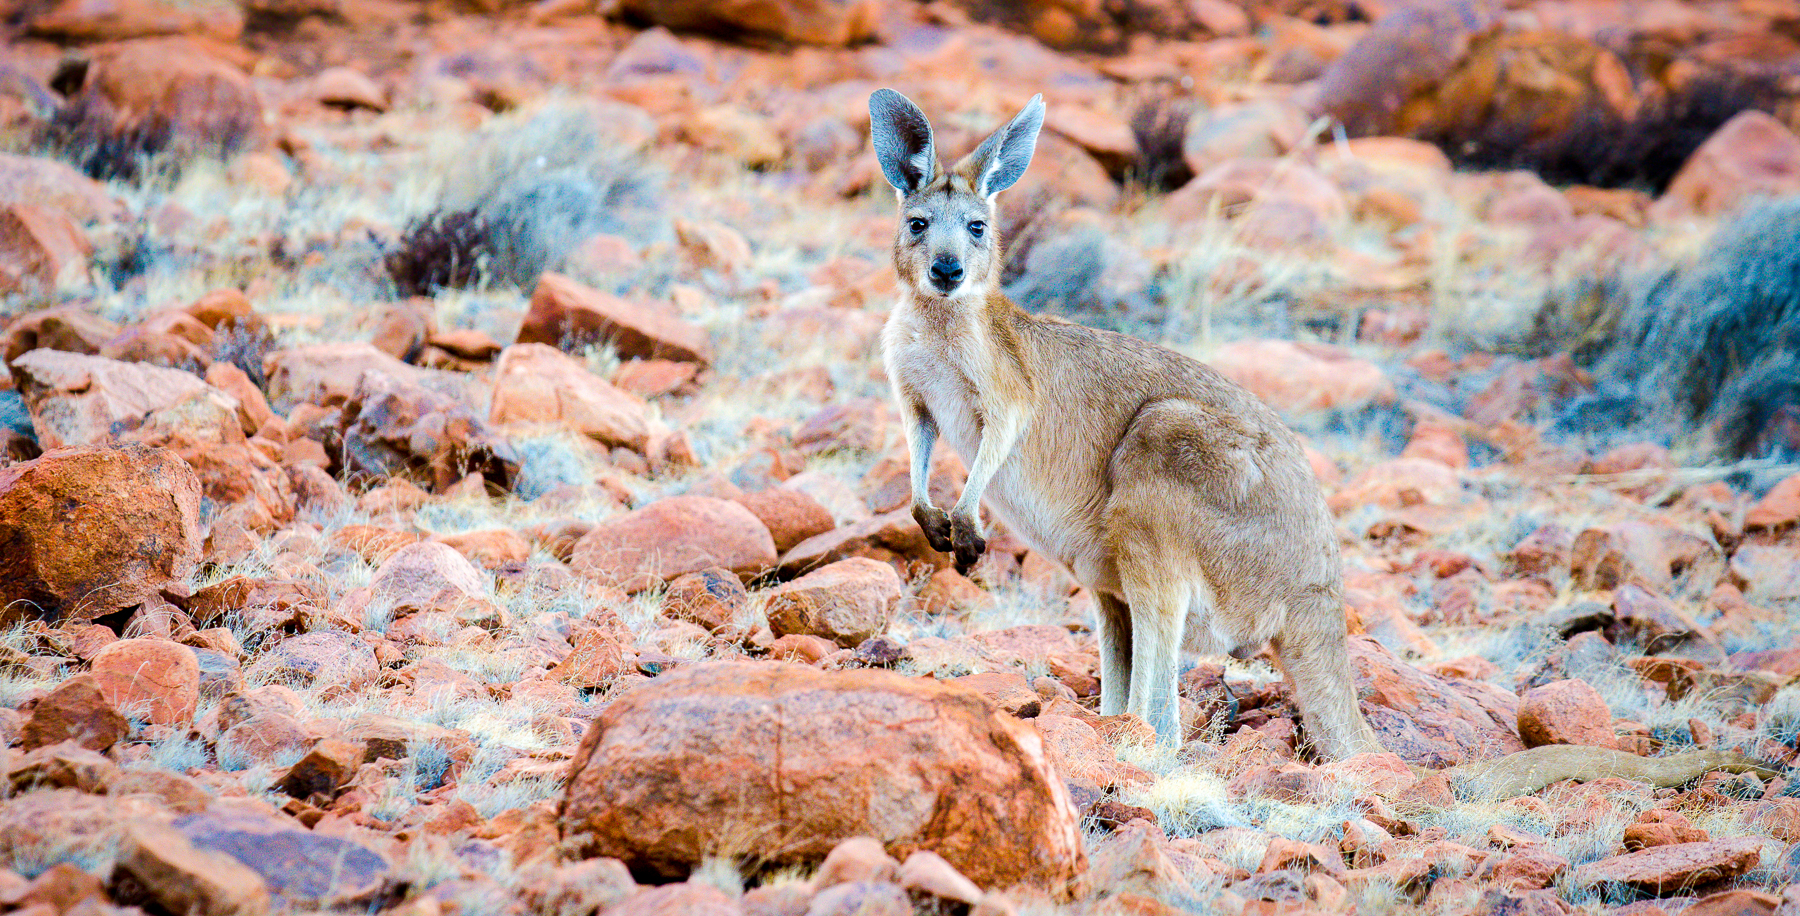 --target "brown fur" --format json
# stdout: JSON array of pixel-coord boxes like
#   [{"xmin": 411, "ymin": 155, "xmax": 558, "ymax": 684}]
[{"xmin": 870, "ymin": 89, "xmax": 1384, "ymax": 758}]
